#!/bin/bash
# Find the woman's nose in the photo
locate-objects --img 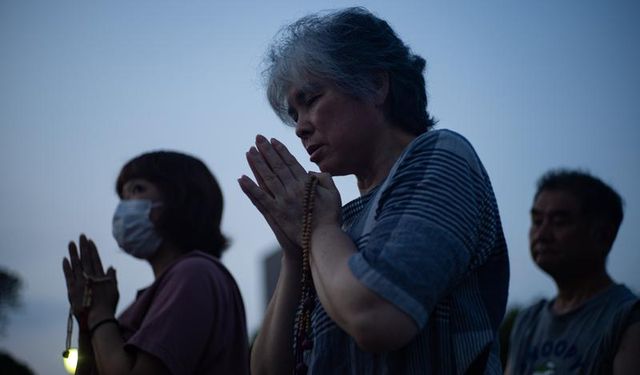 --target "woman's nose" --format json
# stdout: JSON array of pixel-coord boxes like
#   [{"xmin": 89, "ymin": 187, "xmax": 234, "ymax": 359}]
[{"xmin": 295, "ymin": 113, "xmax": 314, "ymax": 139}]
